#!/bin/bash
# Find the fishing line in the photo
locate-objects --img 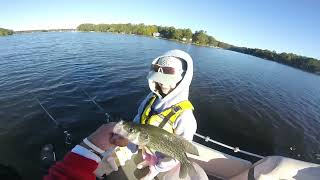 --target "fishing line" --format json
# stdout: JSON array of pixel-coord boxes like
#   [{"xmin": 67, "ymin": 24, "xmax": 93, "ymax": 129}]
[
  {"xmin": 78, "ymin": 87, "xmax": 119, "ymax": 159},
  {"xmin": 33, "ymin": 95, "xmax": 59, "ymax": 127},
  {"xmin": 79, "ymin": 87, "xmax": 111, "ymax": 123},
  {"xmin": 80, "ymin": 88, "xmax": 104, "ymax": 112}
]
